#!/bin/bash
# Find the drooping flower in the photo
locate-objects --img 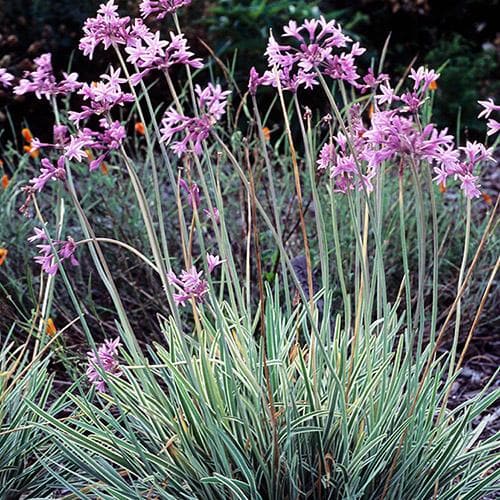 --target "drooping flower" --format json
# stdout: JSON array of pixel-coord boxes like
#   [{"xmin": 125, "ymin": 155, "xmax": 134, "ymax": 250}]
[
  {"xmin": 86, "ymin": 338, "xmax": 122, "ymax": 392},
  {"xmin": 179, "ymin": 178, "xmax": 200, "ymax": 208},
  {"xmin": 160, "ymin": 83, "xmax": 230, "ymax": 156},
  {"xmin": 79, "ymin": 0, "xmax": 131, "ymax": 60},
  {"xmin": 317, "ymin": 142, "xmax": 335, "ymax": 173},
  {"xmin": 30, "ymin": 157, "xmax": 66, "ymax": 192},
  {"xmin": 78, "ymin": 119, "xmax": 126, "ymax": 171},
  {"xmin": 13, "ymin": 53, "xmax": 81, "ymax": 100},
  {"xmin": 29, "ymin": 229, "xmax": 79, "ymax": 275},
  {"xmin": 168, "ymin": 265, "xmax": 209, "ymax": 307},
  {"xmin": 139, "ymin": 0, "xmax": 191, "ymax": 20},
  {"xmin": 0, "ymin": 68, "xmax": 14, "ymax": 88}
]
